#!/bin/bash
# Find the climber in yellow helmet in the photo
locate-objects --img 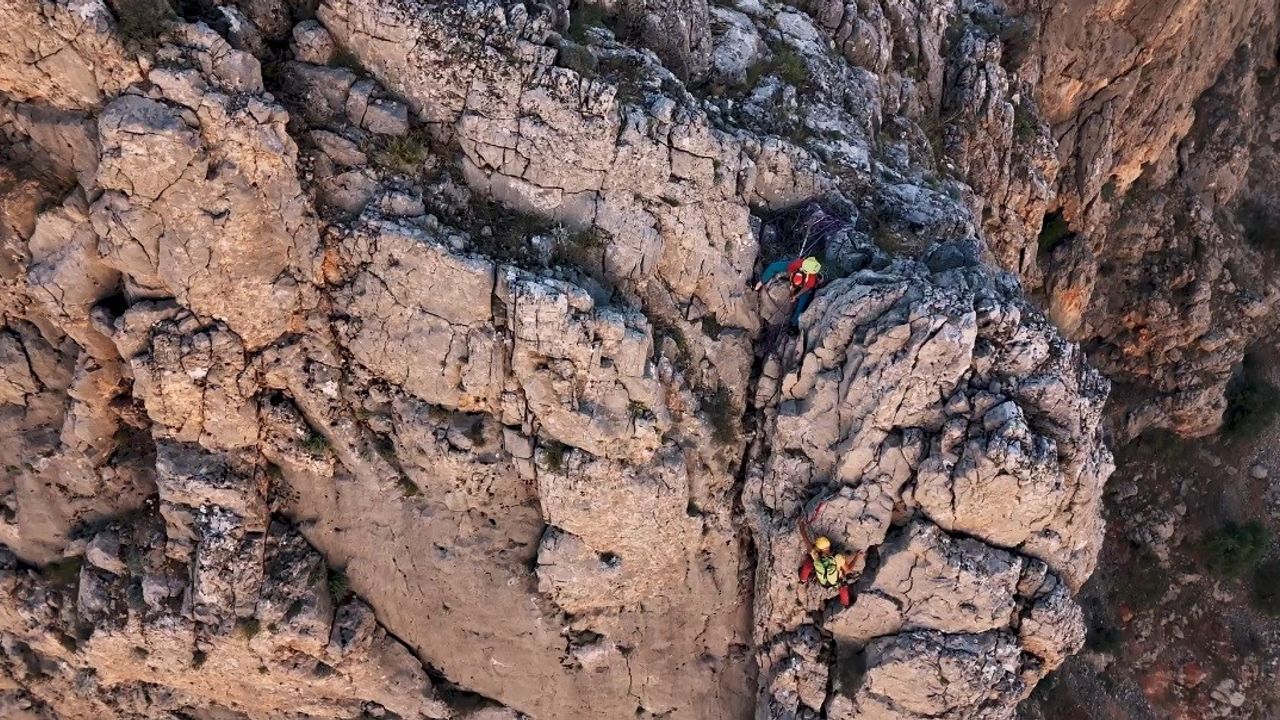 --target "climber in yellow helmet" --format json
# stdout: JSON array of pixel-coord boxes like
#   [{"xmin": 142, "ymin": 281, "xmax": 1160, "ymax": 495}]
[
  {"xmin": 754, "ymin": 255, "xmax": 825, "ymax": 326},
  {"xmin": 798, "ymin": 534, "xmax": 862, "ymax": 607}
]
